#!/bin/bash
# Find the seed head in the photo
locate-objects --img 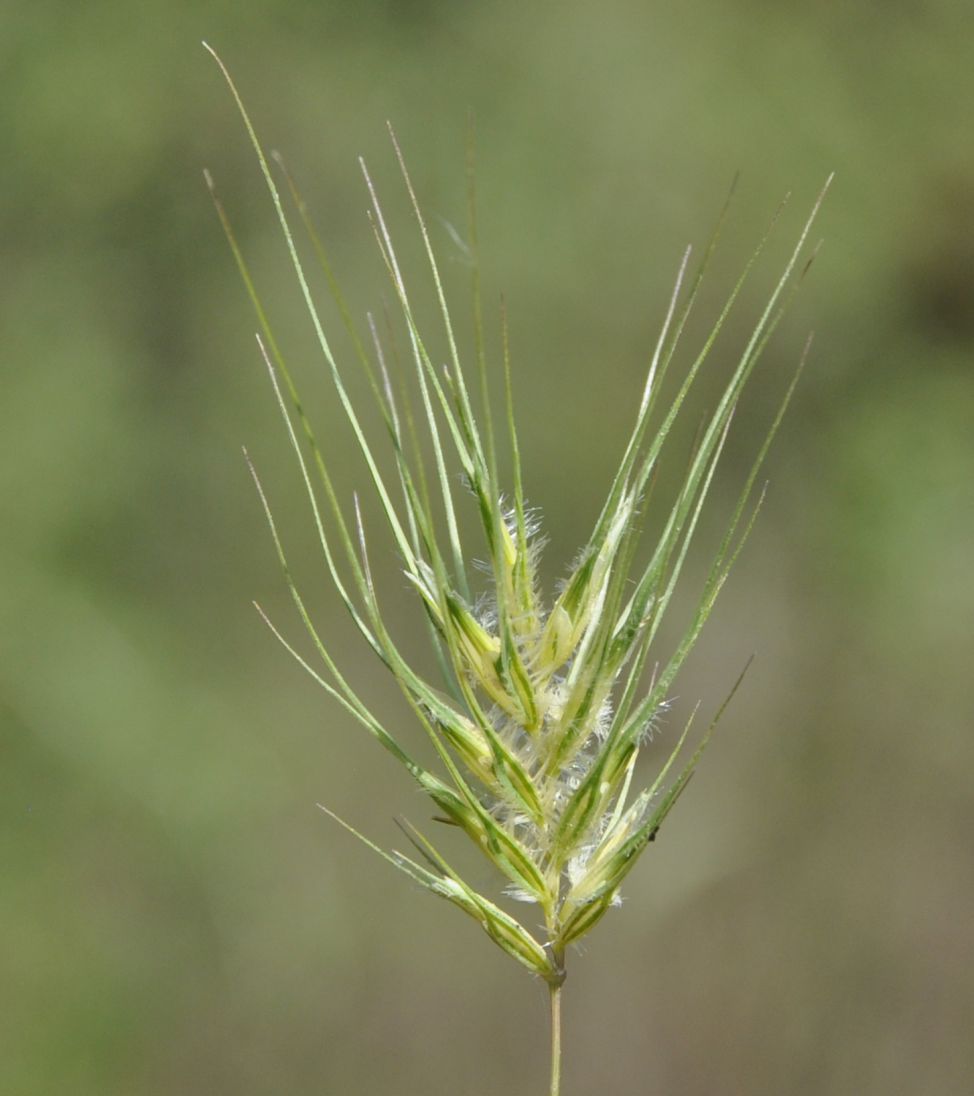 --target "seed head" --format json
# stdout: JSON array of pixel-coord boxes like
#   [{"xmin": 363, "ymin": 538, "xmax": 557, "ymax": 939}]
[{"xmin": 206, "ymin": 46, "xmax": 829, "ymax": 983}]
